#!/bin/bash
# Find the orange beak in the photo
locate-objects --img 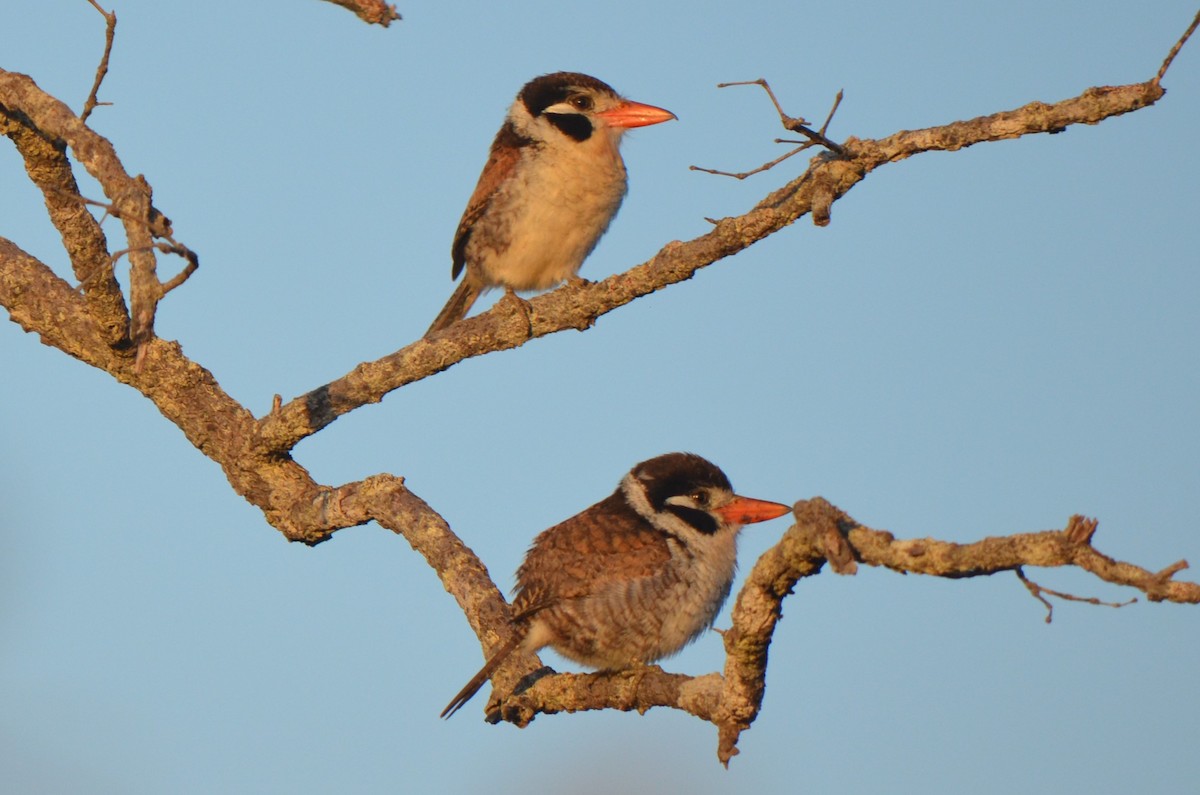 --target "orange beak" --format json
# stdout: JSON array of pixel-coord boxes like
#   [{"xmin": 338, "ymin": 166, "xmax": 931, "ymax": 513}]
[
  {"xmin": 714, "ymin": 496, "xmax": 791, "ymax": 526},
  {"xmin": 596, "ymin": 99, "xmax": 677, "ymax": 129}
]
